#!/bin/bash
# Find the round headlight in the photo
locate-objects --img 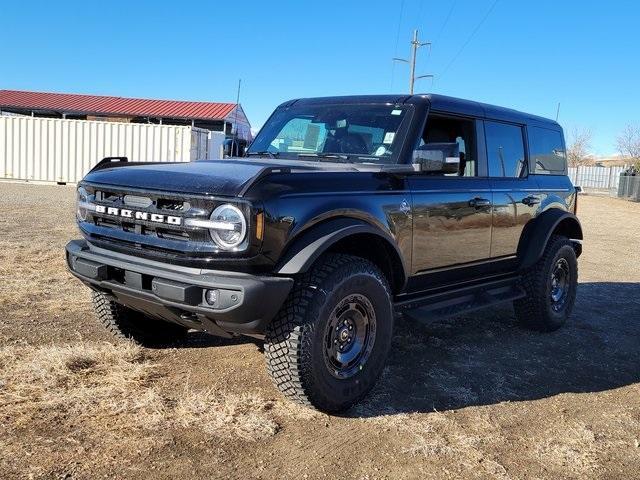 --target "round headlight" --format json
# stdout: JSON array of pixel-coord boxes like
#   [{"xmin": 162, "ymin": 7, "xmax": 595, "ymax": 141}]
[
  {"xmin": 209, "ymin": 204, "xmax": 247, "ymax": 249},
  {"xmin": 76, "ymin": 186, "xmax": 89, "ymax": 221}
]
